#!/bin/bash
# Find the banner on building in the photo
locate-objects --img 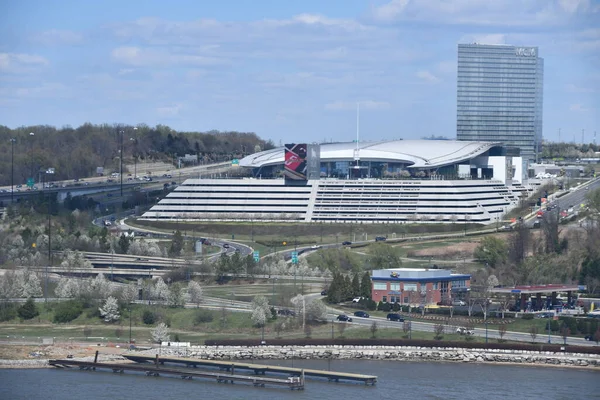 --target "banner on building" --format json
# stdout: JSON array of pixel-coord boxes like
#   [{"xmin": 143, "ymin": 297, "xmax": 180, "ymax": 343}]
[{"xmin": 284, "ymin": 143, "xmax": 308, "ymax": 181}]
